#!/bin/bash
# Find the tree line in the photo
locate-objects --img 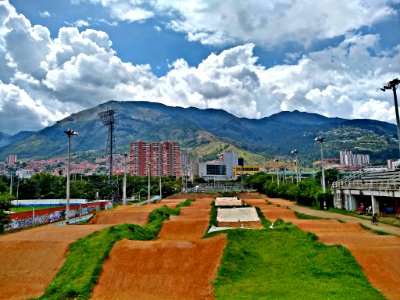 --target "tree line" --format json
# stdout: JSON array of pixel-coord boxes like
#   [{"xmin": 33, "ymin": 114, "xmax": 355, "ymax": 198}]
[{"xmin": 243, "ymin": 169, "xmax": 342, "ymax": 208}]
